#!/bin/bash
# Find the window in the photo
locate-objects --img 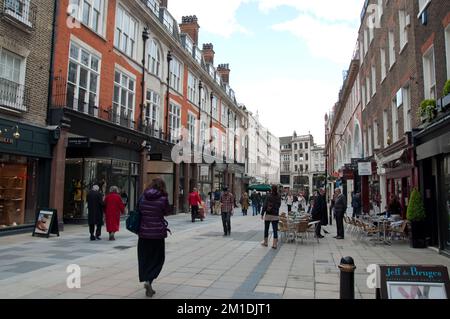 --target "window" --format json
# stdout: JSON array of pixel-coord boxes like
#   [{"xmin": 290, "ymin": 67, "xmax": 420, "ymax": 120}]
[
  {"xmin": 366, "ymin": 76, "xmax": 371, "ymax": 104},
  {"xmin": 391, "ymin": 98, "xmax": 399, "ymax": 142},
  {"xmin": 305, "ymin": 153, "xmax": 309, "ymax": 161},
  {"xmin": 305, "ymin": 165, "xmax": 309, "ymax": 172},
  {"xmin": 187, "ymin": 72, "xmax": 198, "ymax": 104},
  {"xmin": 67, "ymin": 42, "xmax": 100, "ymax": 115},
  {"xmin": 423, "ymin": 47, "xmax": 436, "ymax": 99},
  {"xmin": 418, "ymin": 0, "xmax": 431, "ymax": 18},
  {"xmin": 222, "ymin": 133, "xmax": 227, "ymax": 158},
  {"xmin": 294, "ymin": 154, "xmax": 298, "ymax": 162},
  {"xmin": 144, "ymin": 0, "xmax": 159, "ymax": 16},
  {"xmin": 294, "ymin": 165, "xmax": 298, "ymax": 172},
  {"xmin": 299, "ymin": 154, "xmax": 304, "ymax": 161},
  {"xmin": 113, "ymin": 69, "xmax": 135, "ymax": 128},
  {"xmin": 368, "ymin": 126, "xmax": 373, "ymax": 156},
  {"xmin": 169, "ymin": 56, "xmax": 182, "ymax": 92},
  {"xmin": 169, "ymin": 103, "xmax": 181, "ymax": 143},
  {"xmin": 446, "ymin": 26, "xmax": 450, "ymax": 79},
  {"xmin": 200, "ymin": 86, "xmax": 208, "ymax": 112},
  {"xmin": 374, "ymin": 120, "xmax": 379, "ymax": 148},
  {"xmin": 145, "ymin": 90, "xmax": 160, "ymax": 134},
  {"xmin": 5, "ymin": 0, "xmax": 35, "ymax": 27},
  {"xmin": 364, "ymin": 29, "xmax": 369, "ymax": 56},
  {"xmin": 362, "ymin": 83, "xmax": 366, "ymax": 107},
  {"xmin": 294, "ymin": 143, "xmax": 298, "ymax": 150},
  {"xmin": 299, "ymin": 143, "xmax": 303, "ymax": 149},
  {"xmin": 188, "ymin": 113, "xmax": 196, "ymax": 145},
  {"xmin": 200, "ymin": 120, "xmax": 207, "ymax": 145},
  {"xmin": 371, "ymin": 65, "xmax": 377, "ymax": 96},
  {"xmin": 0, "ymin": 47, "xmax": 25, "ymax": 110},
  {"xmin": 359, "ymin": 40, "xmax": 364, "ymax": 64},
  {"xmin": 148, "ymin": 39, "xmax": 161, "ymax": 78},
  {"xmin": 402, "ymin": 87, "xmax": 412, "ymax": 133},
  {"xmin": 305, "ymin": 142, "xmax": 308, "ymax": 149},
  {"xmin": 380, "ymin": 48, "xmax": 387, "ymax": 81},
  {"xmin": 315, "ymin": 164, "xmax": 319, "ymax": 171},
  {"xmin": 114, "ymin": 6, "xmax": 138, "ymax": 58},
  {"xmin": 389, "ymin": 31, "xmax": 396, "ymax": 68},
  {"xmin": 221, "ymin": 103, "xmax": 227, "ymax": 125},
  {"xmin": 282, "ymin": 154, "xmax": 290, "ymax": 162},
  {"xmin": 211, "ymin": 95, "xmax": 218, "ymax": 120},
  {"xmin": 163, "ymin": 10, "xmax": 174, "ymax": 35},
  {"xmin": 194, "ymin": 48, "xmax": 202, "ymax": 64},
  {"xmin": 399, "ymin": 11, "xmax": 408, "ymax": 51},
  {"xmin": 184, "ymin": 36, "xmax": 193, "ymax": 55},
  {"xmin": 383, "ymin": 109, "xmax": 389, "ymax": 147}
]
